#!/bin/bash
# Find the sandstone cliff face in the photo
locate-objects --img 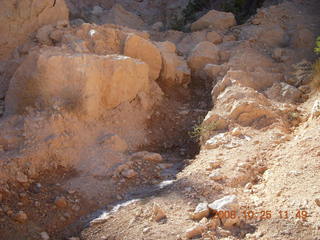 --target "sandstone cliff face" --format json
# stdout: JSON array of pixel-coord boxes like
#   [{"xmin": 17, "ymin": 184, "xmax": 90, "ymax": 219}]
[{"xmin": 0, "ymin": 0, "xmax": 69, "ymax": 61}]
